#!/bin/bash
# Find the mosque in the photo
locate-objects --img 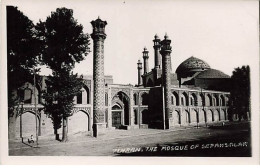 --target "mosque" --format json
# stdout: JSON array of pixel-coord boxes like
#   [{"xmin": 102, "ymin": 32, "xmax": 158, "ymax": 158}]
[{"xmin": 8, "ymin": 18, "xmax": 231, "ymax": 139}]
